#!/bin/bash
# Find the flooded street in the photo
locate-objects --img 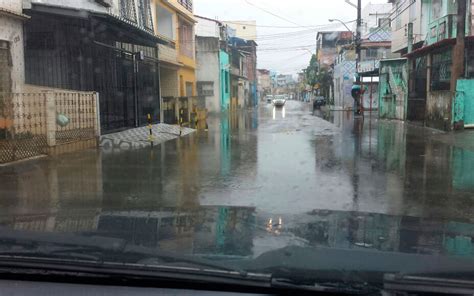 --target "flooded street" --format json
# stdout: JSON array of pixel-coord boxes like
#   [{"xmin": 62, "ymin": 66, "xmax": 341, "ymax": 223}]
[{"xmin": 1, "ymin": 100, "xmax": 474, "ymax": 258}]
